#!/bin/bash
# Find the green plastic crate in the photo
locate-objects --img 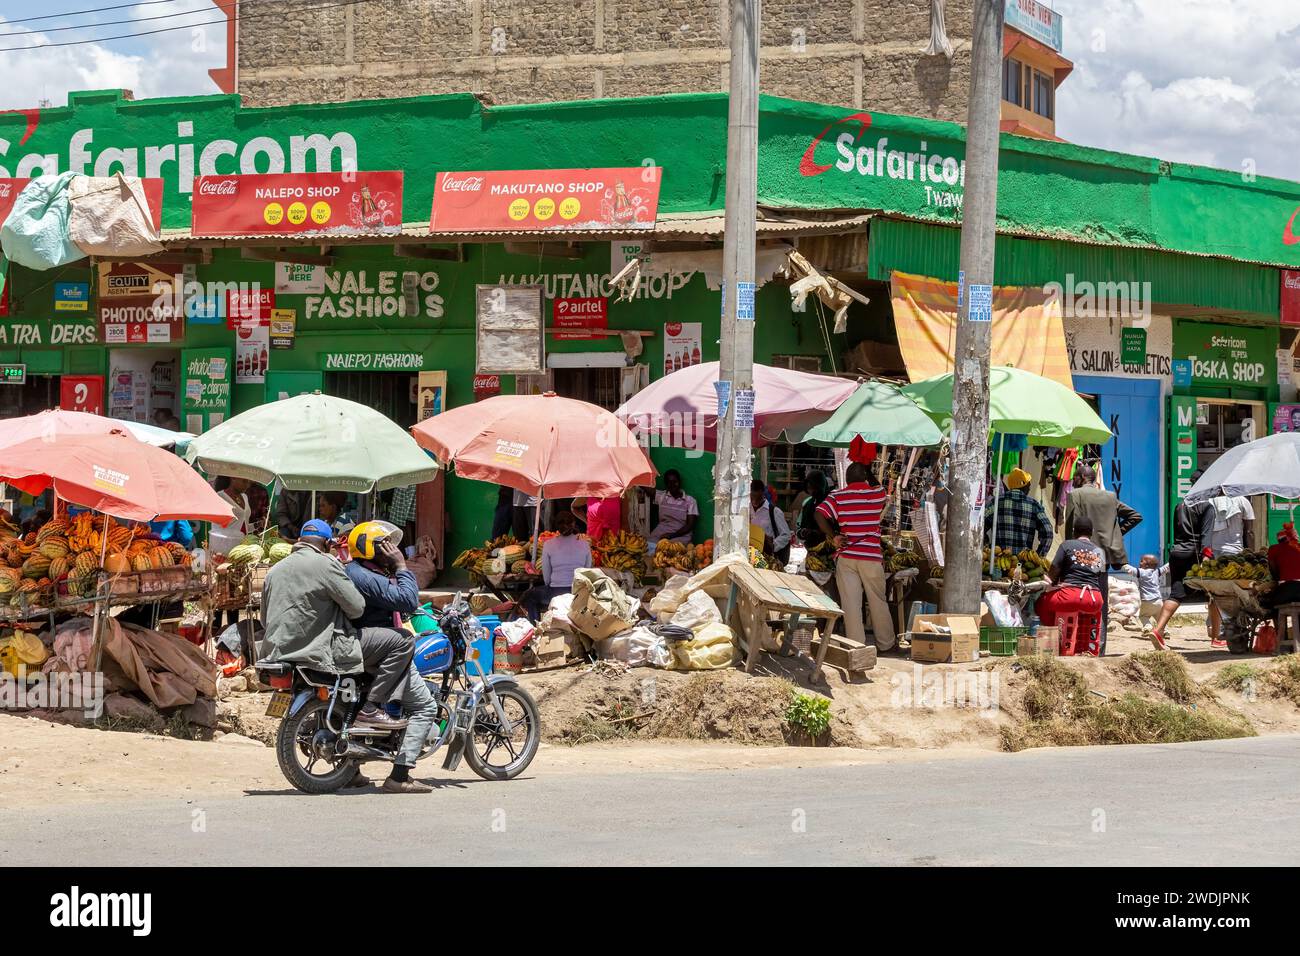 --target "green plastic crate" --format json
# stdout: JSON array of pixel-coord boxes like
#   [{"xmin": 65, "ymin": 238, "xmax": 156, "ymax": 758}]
[{"xmin": 980, "ymin": 625, "xmax": 1027, "ymax": 656}]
